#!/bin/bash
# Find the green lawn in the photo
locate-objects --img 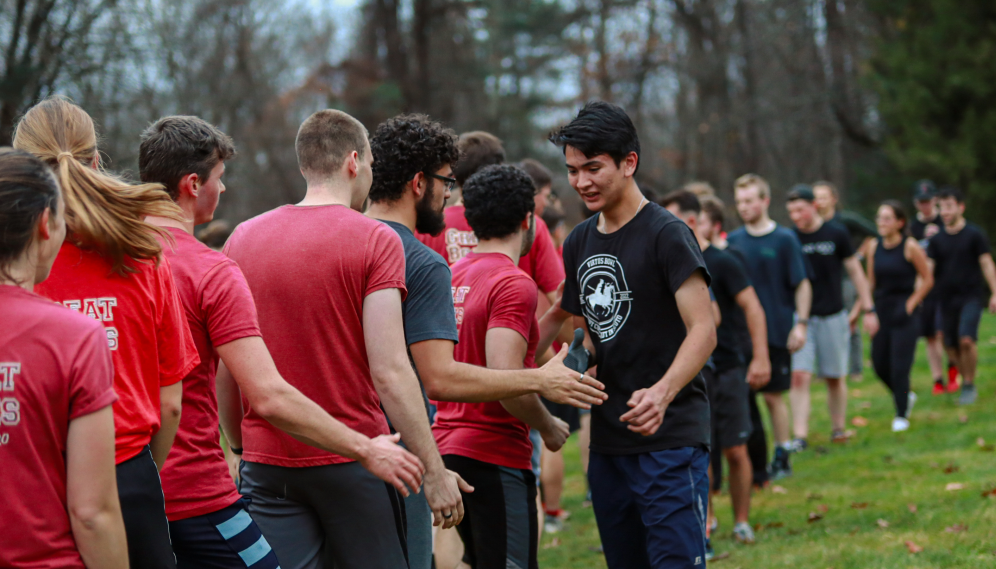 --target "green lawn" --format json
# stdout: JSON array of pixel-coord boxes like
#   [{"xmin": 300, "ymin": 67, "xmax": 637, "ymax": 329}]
[{"xmin": 538, "ymin": 315, "xmax": 996, "ymax": 568}]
